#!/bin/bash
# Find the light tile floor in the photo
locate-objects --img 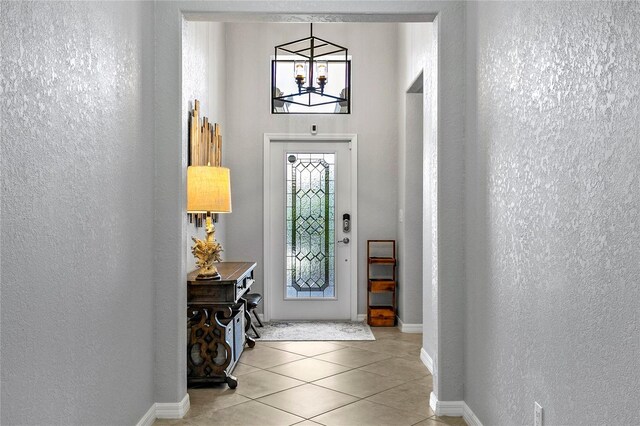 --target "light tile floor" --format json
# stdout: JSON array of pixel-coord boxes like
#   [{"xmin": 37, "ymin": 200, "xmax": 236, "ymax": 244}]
[{"xmin": 155, "ymin": 327, "xmax": 467, "ymax": 426}]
